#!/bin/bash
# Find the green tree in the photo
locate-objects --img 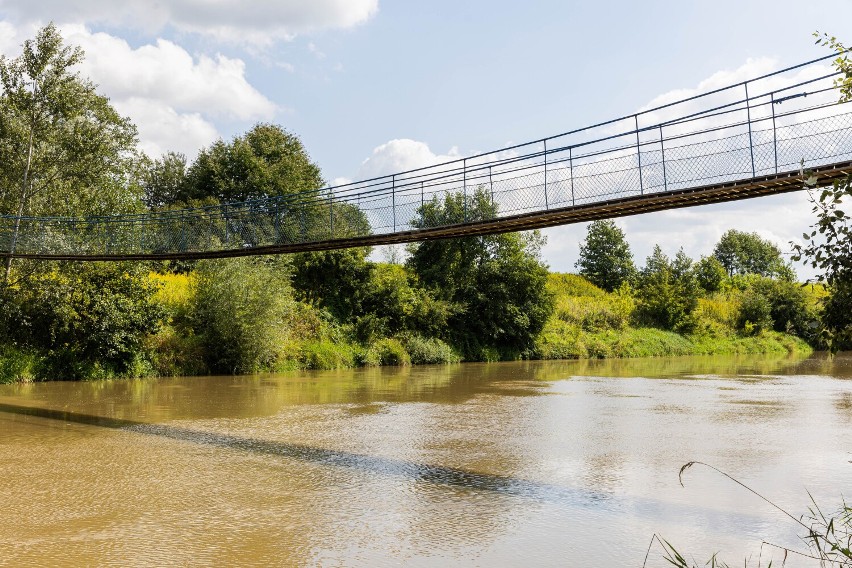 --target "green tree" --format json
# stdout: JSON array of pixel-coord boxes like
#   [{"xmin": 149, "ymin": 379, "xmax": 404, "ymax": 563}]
[
  {"xmin": 712, "ymin": 229, "xmax": 793, "ymax": 280},
  {"xmin": 814, "ymin": 32, "xmax": 852, "ymax": 101},
  {"xmin": 356, "ymin": 263, "xmax": 455, "ymax": 342},
  {"xmin": 0, "ymin": 24, "xmax": 142, "ymax": 280},
  {"xmin": 7, "ymin": 262, "xmax": 161, "ymax": 379},
  {"xmin": 181, "ymin": 123, "xmax": 323, "ymax": 204},
  {"xmin": 634, "ymin": 247, "xmax": 700, "ymax": 332},
  {"xmin": 291, "ymin": 247, "xmax": 373, "ymax": 322},
  {"xmin": 791, "ymin": 33, "xmax": 852, "ymax": 351},
  {"xmin": 750, "ymin": 277, "xmax": 811, "ymax": 336},
  {"xmin": 408, "ymin": 188, "xmax": 553, "ymax": 359},
  {"xmin": 792, "ymin": 179, "xmax": 852, "ymax": 350},
  {"xmin": 575, "ymin": 220, "xmax": 635, "ymax": 292},
  {"xmin": 695, "ymin": 255, "xmax": 727, "ymax": 292},
  {"xmin": 192, "ymin": 257, "xmax": 295, "ymax": 373},
  {"xmin": 735, "ymin": 291, "xmax": 773, "ymax": 335},
  {"xmin": 141, "ymin": 151, "xmax": 188, "ymax": 210}
]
